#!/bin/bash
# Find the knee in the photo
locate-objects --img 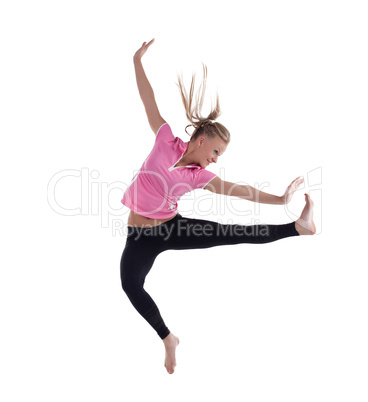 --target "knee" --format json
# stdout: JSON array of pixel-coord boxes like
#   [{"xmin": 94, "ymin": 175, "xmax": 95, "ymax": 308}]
[
  {"xmin": 121, "ymin": 273, "xmax": 142, "ymax": 296},
  {"xmin": 121, "ymin": 274, "xmax": 133, "ymax": 294},
  {"xmin": 120, "ymin": 254, "xmax": 146, "ymax": 297}
]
